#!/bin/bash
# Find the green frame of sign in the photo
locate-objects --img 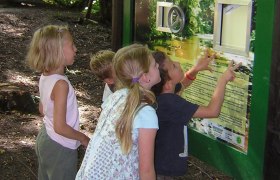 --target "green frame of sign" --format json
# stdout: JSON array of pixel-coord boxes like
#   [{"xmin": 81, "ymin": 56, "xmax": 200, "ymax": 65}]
[{"xmin": 122, "ymin": 0, "xmax": 275, "ymax": 179}]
